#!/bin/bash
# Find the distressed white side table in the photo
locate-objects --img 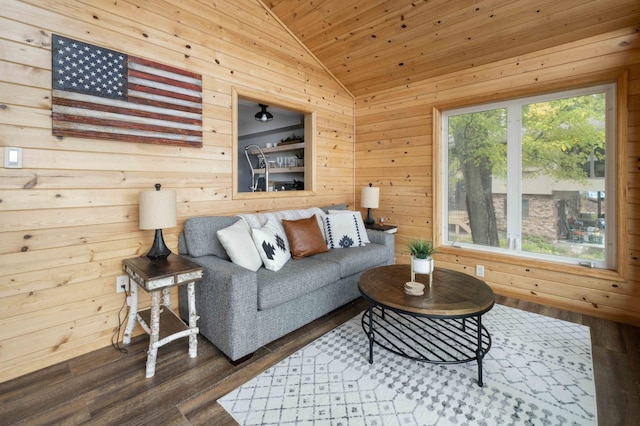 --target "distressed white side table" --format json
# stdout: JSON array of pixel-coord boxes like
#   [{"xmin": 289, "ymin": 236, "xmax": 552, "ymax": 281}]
[{"xmin": 122, "ymin": 254, "xmax": 203, "ymax": 378}]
